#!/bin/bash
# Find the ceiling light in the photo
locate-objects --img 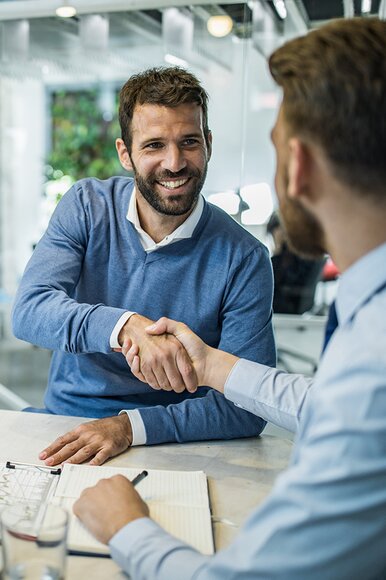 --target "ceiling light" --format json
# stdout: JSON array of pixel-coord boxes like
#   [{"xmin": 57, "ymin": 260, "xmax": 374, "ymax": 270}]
[
  {"xmin": 207, "ymin": 15, "xmax": 233, "ymax": 38},
  {"xmin": 272, "ymin": 0, "xmax": 287, "ymax": 20},
  {"xmin": 56, "ymin": 2, "xmax": 77, "ymax": 18},
  {"xmin": 361, "ymin": 0, "xmax": 372, "ymax": 13}
]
